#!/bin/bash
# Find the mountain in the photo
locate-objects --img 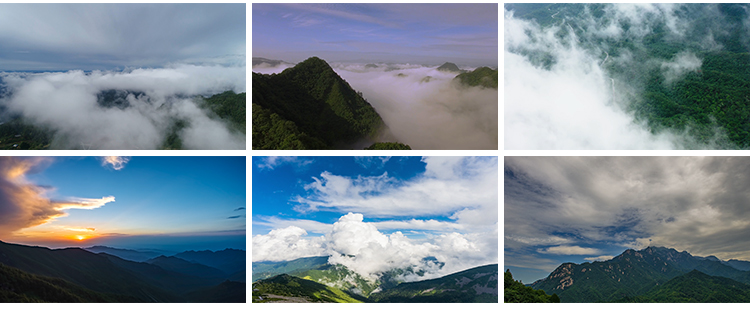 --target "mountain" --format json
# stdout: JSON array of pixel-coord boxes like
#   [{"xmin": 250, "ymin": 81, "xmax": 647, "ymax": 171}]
[
  {"xmin": 200, "ymin": 90, "xmax": 246, "ymax": 133},
  {"xmin": 0, "ymin": 262, "xmax": 138, "ymax": 302},
  {"xmin": 252, "ymin": 274, "xmax": 368, "ymax": 303},
  {"xmin": 624, "ymin": 270, "xmax": 750, "ymax": 302},
  {"xmin": 504, "ymin": 269, "xmax": 559, "ymax": 303},
  {"xmin": 0, "ymin": 240, "xmax": 245, "ymax": 302},
  {"xmin": 530, "ymin": 246, "xmax": 750, "ymax": 302},
  {"xmin": 454, "ymin": 67, "xmax": 498, "ymax": 89},
  {"xmin": 146, "ymin": 255, "xmax": 227, "ymax": 279},
  {"xmin": 437, "ymin": 62, "xmax": 463, "ymax": 73},
  {"xmin": 726, "ymin": 259, "xmax": 750, "ymax": 271},
  {"xmin": 185, "ymin": 280, "xmax": 246, "ymax": 303},
  {"xmin": 173, "ymin": 248, "xmax": 245, "ymax": 277},
  {"xmin": 84, "ymin": 246, "xmax": 167, "ymax": 262},
  {"xmin": 252, "ymin": 56, "xmax": 389, "ymax": 149},
  {"xmin": 252, "ymin": 256, "xmax": 329, "ymax": 282},
  {"xmin": 369, "ymin": 264, "xmax": 498, "ymax": 303}
]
